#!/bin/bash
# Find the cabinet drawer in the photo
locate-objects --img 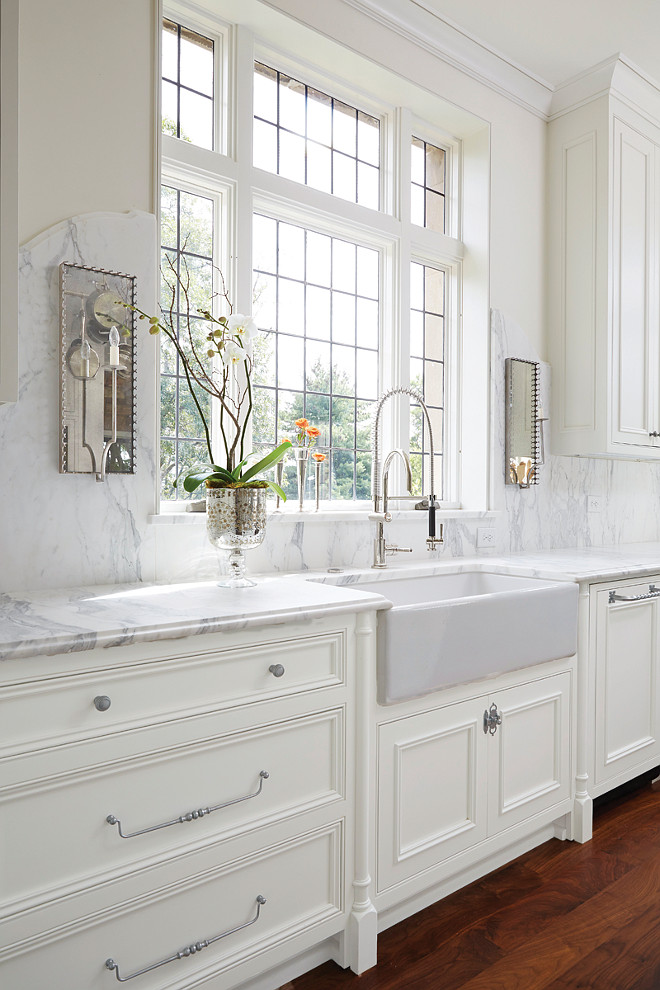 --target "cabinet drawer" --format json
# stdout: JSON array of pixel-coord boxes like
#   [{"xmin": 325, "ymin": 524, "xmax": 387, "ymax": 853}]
[
  {"xmin": 0, "ymin": 822, "xmax": 344, "ymax": 990},
  {"xmin": 0, "ymin": 628, "xmax": 346, "ymax": 755},
  {"xmin": 0, "ymin": 708, "xmax": 345, "ymax": 916}
]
